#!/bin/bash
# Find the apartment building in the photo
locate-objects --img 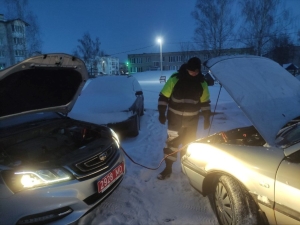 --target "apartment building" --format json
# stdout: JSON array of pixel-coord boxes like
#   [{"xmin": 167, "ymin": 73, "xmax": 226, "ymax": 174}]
[
  {"xmin": 102, "ymin": 56, "xmax": 119, "ymax": 75},
  {"xmin": 85, "ymin": 55, "xmax": 120, "ymax": 77},
  {"xmin": 0, "ymin": 14, "xmax": 28, "ymax": 69},
  {"xmin": 127, "ymin": 48, "xmax": 254, "ymax": 74}
]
